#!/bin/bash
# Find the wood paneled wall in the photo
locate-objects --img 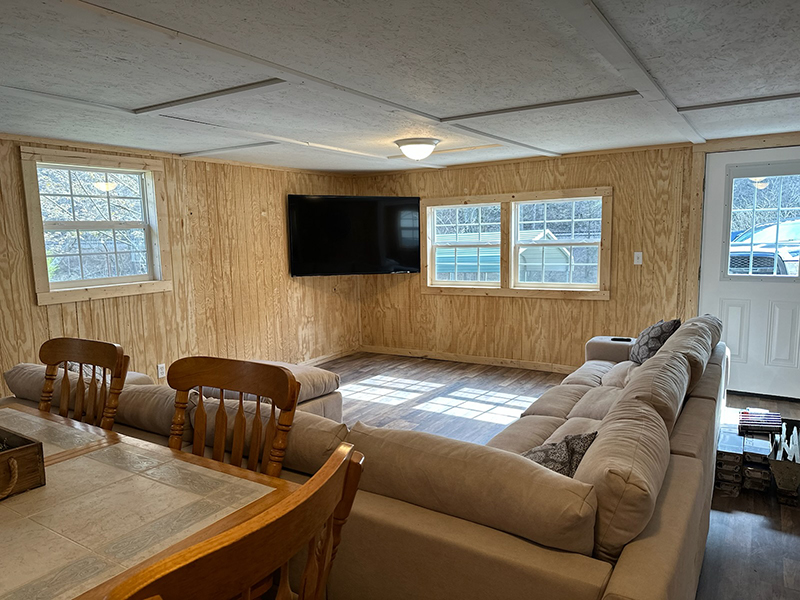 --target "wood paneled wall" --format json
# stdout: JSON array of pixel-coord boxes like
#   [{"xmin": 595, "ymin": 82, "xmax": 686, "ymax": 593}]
[
  {"xmin": 0, "ymin": 135, "xmax": 361, "ymax": 393},
  {"xmin": 355, "ymin": 146, "xmax": 698, "ymax": 371}
]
